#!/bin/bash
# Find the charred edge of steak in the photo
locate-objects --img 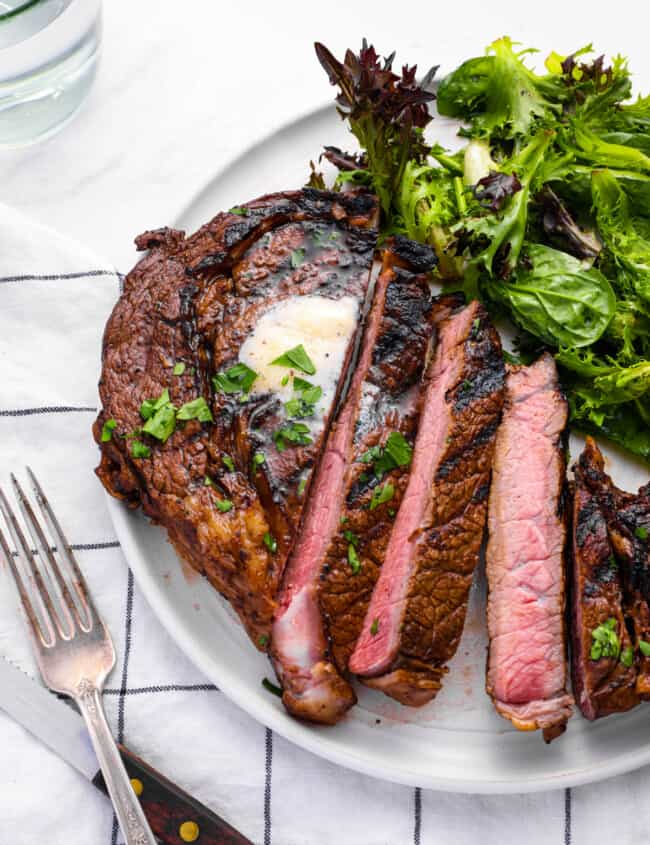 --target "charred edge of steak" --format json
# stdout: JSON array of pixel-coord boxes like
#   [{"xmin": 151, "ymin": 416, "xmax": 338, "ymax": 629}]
[
  {"xmin": 570, "ymin": 439, "xmax": 639, "ymax": 720},
  {"xmin": 94, "ymin": 189, "xmax": 379, "ymax": 646},
  {"xmin": 578, "ymin": 437, "xmax": 650, "ymax": 700},
  {"xmin": 486, "ymin": 354, "xmax": 573, "ymax": 739},
  {"xmin": 185, "ymin": 189, "xmax": 379, "ymax": 277},
  {"xmin": 319, "ymin": 239, "xmax": 436, "ymax": 675},
  {"xmin": 349, "ymin": 300, "xmax": 505, "ymax": 704}
]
